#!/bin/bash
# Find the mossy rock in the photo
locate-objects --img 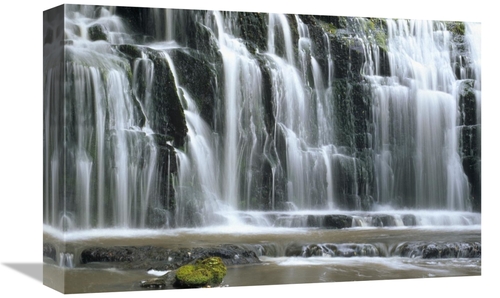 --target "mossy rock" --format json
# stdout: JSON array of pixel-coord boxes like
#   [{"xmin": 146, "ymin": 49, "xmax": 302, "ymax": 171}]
[
  {"xmin": 197, "ymin": 257, "xmax": 227, "ymax": 284},
  {"xmin": 447, "ymin": 21, "xmax": 466, "ymax": 36},
  {"xmin": 175, "ymin": 257, "xmax": 227, "ymax": 288},
  {"xmin": 175, "ymin": 265, "xmax": 212, "ymax": 288},
  {"xmin": 88, "ymin": 24, "xmax": 107, "ymax": 41}
]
